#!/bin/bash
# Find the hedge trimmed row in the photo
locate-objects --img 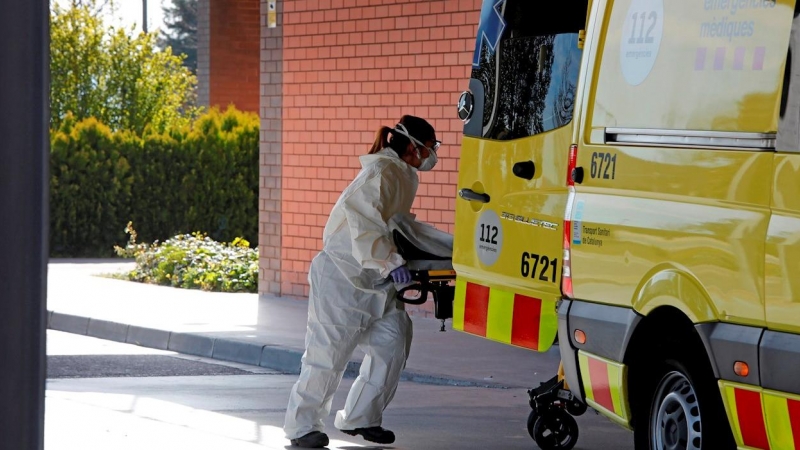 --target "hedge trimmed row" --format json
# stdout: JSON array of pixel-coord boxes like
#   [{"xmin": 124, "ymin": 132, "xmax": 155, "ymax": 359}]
[{"xmin": 50, "ymin": 107, "xmax": 259, "ymax": 257}]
